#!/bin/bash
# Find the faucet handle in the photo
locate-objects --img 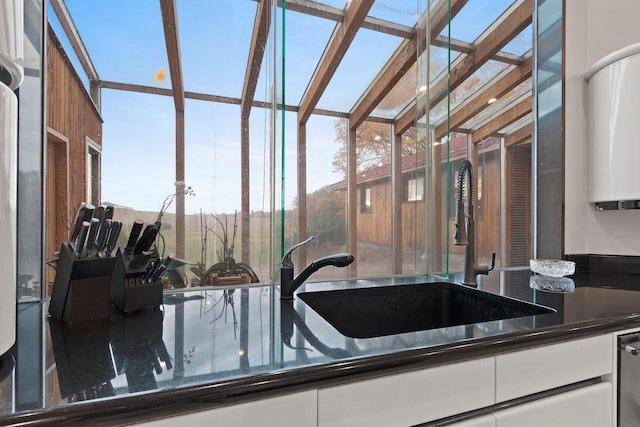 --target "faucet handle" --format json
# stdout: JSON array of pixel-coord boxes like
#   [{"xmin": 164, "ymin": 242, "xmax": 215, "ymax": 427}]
[{"xmin": 282, "ymin": 236, "xmax": 314, "ymax": 268}]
